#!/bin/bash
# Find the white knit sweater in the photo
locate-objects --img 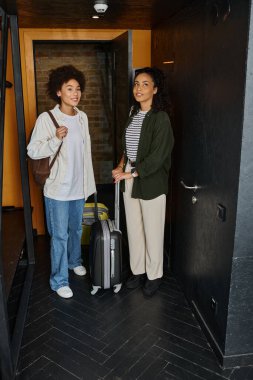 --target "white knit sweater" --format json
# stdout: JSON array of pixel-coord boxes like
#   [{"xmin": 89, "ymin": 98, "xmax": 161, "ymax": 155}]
[{"xmin": 27, "ymin": 104, "xmax": 96, "ymax": 200}]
